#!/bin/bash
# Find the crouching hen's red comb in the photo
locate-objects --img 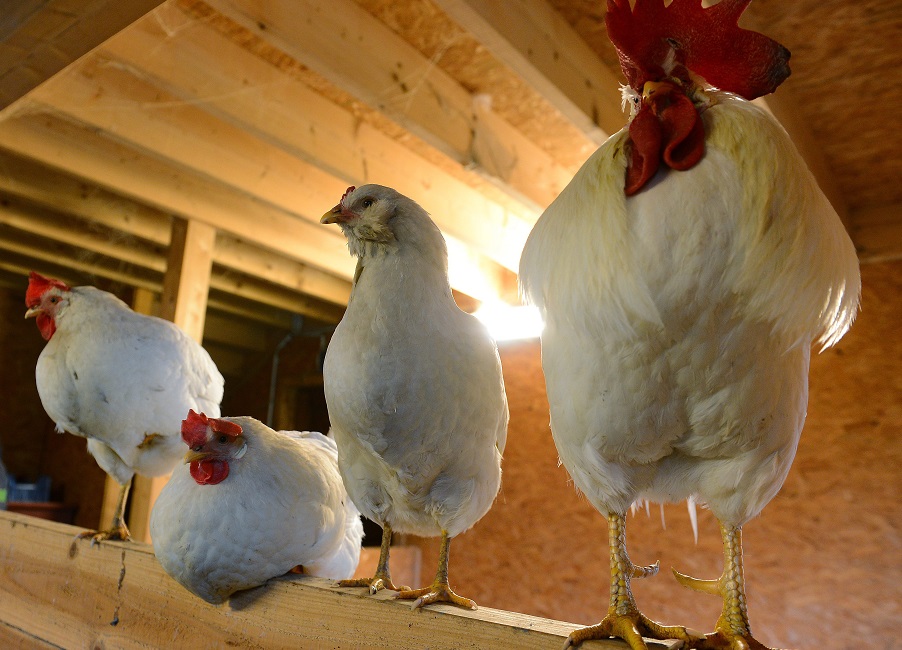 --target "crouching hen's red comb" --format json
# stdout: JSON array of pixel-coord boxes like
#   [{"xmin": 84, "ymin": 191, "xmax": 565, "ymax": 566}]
[
  {"xmin": 181, "ymin": 410, "xmax": 243, "ymax": 448},
  {"xmin": 341, "ymin": 186, "xmax": 356, "ymax": 202},
  {"xmin": 25, "ymin": 271, "xmax": 70, "ymax": 308},
  {"xmin": 605, "ymin": 0, "xmax": 790, "ymax": 100}
]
